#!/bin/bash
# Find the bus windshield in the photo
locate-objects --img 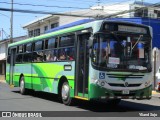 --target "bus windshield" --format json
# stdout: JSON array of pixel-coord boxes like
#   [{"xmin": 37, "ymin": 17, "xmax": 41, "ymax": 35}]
[{"xmin": 92, "ymin": 33, "xmax": 152, "ymax": 72}]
